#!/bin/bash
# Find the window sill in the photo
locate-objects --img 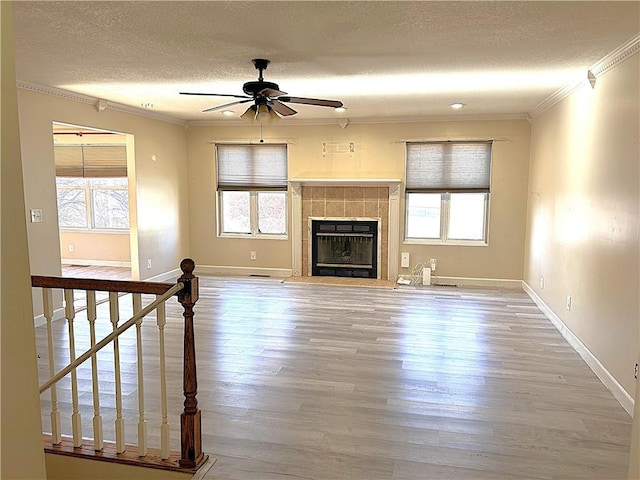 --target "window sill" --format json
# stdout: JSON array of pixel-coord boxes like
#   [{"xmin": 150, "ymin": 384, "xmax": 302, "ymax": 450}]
[
  {"xmin": 59, "ymin": 228, "xmax": 130, "ymax": 234},
  {"xmin": 218, "ymin": 233, "xmax": 289, "ymax": 241},
  {"xmin": 404, "ymin": 238, "xmax": 487, "ymax": 247}
]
